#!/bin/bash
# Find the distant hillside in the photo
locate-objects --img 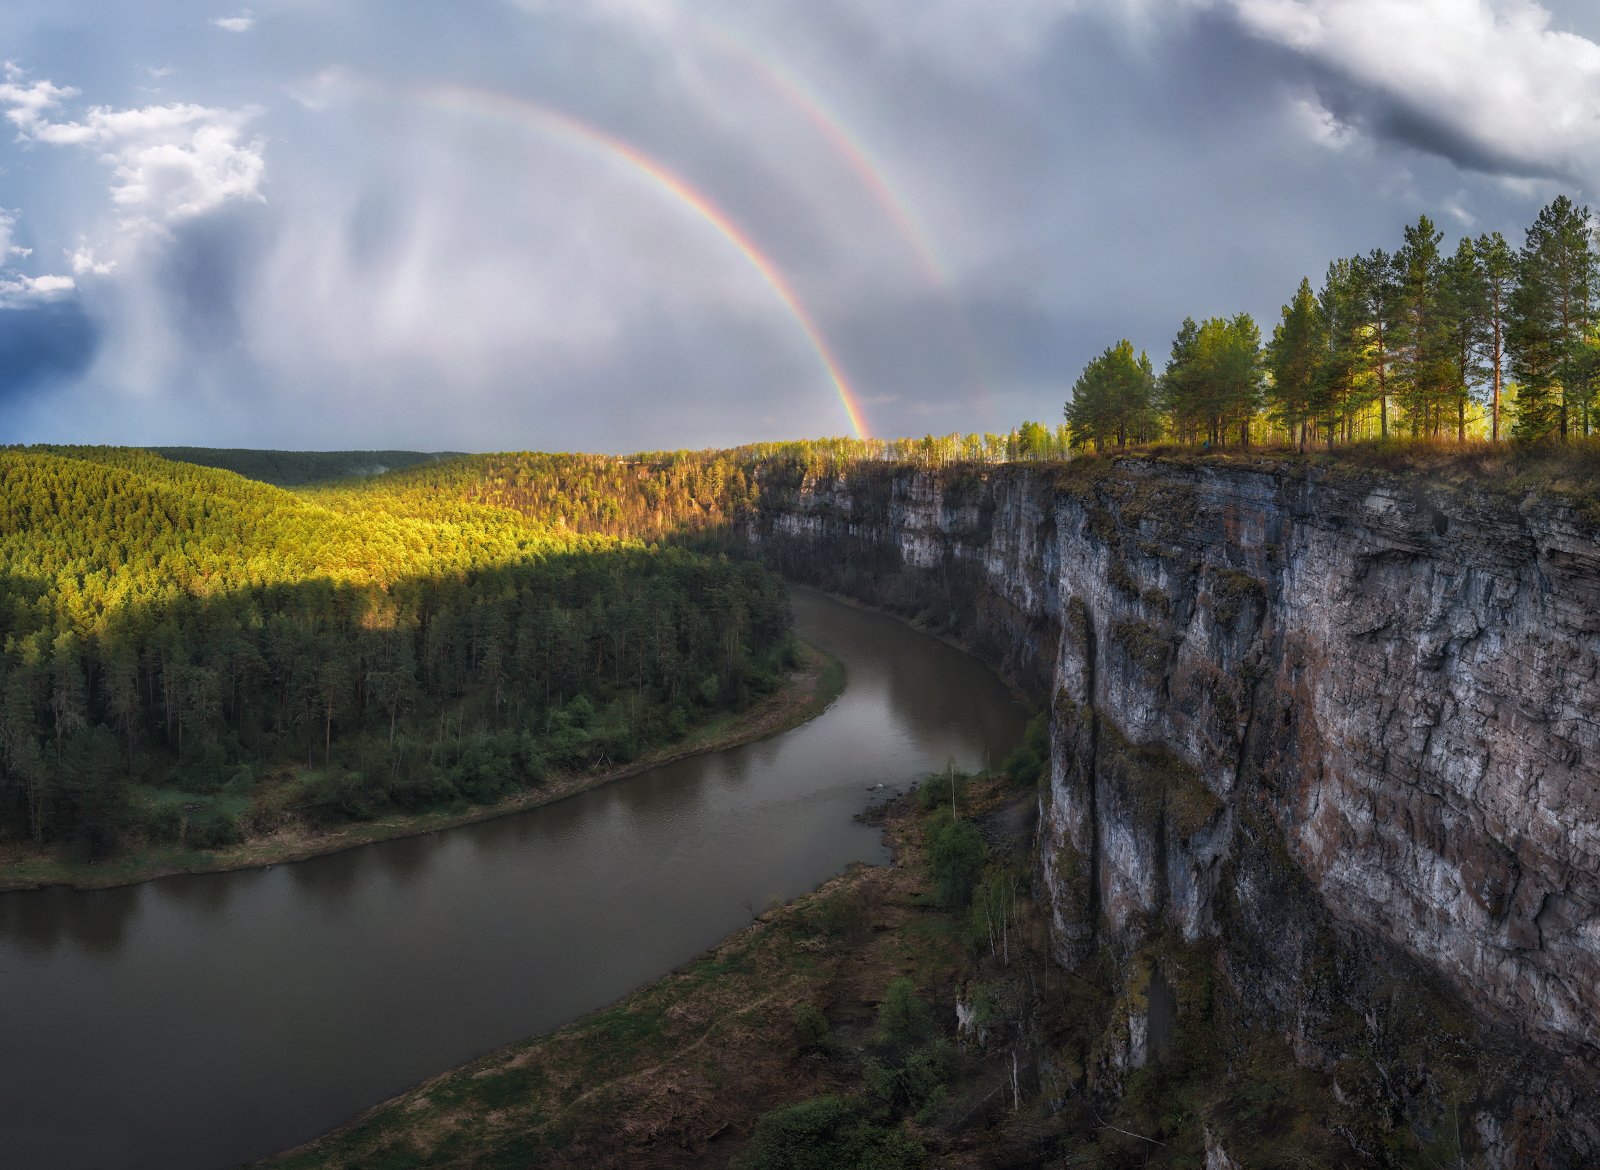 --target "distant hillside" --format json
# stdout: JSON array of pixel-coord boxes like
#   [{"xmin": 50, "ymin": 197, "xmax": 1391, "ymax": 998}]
[{"xmin": 150, "ymin": 446, "xmax": 447, "ymax": 486}]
